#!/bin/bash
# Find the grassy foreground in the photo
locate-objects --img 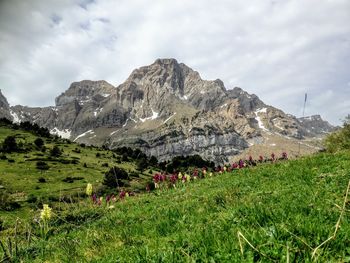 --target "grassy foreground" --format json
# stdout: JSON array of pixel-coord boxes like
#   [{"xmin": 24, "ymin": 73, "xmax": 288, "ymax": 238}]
[{"xmin": 1, "ymin": 151, "xmax": 350, "ymax": 262}]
